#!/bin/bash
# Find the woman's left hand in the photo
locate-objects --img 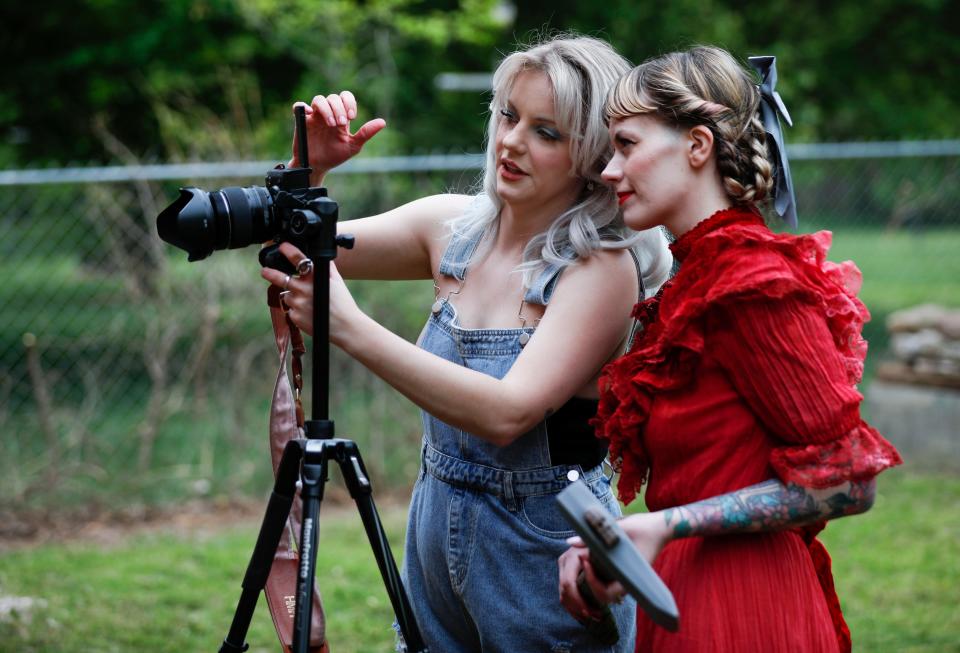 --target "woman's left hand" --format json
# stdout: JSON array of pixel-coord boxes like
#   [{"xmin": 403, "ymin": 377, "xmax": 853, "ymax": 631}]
[
  {"xmin": 559, "ymin": 544, "xmax": 623, "ymax": 622},
  {"xmin": 559, "ymin": 511, "xmax": 672, "ymax": 621},
  {"xmin": 260, "ymin": 242, "xmax": 362, "ymax": 341}
]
